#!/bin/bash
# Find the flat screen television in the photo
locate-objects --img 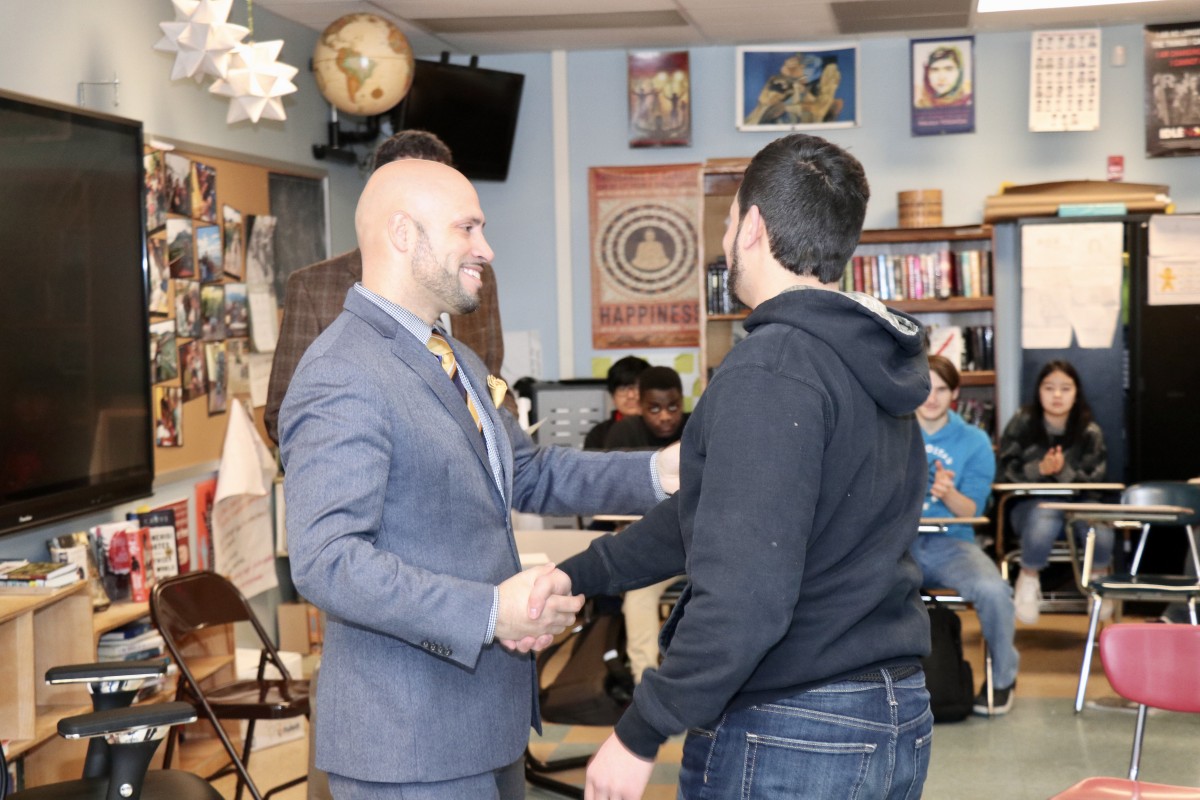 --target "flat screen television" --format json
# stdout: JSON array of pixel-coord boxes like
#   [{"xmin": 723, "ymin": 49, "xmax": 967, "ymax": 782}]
[
  {"xmin": 0, "ymin": 89, "xmax": 154, "ymax": 538},
  {"xmin": 391, "ymin": 59, "xmax": 525, "ymax": 182}
]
